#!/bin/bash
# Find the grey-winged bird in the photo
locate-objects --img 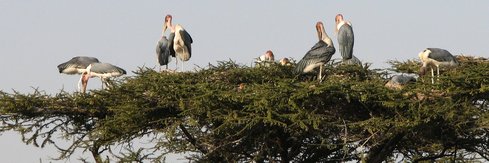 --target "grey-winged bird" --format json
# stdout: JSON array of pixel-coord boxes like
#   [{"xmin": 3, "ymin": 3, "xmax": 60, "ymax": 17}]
[
  {"xmin": 335, "ymin": 14, "xmax": 361, "ymax": 65},
  {"xmin": 294, "ymin": 21, "xmax": 336, "ymax": 82},
  {"xmin": 57, "ymin": 56, "xmax": 100, "ymax": 92},
  {"xmin": 81, "ymin": 63, "xmax": 126, "ymax": 92},
  {"xmin": 418, "ymin": 48, "xmax": 459, "ymax": 84},
  {"xmin": 163, "ymin": 14, "xmax": 193, "ymax": 72}
]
